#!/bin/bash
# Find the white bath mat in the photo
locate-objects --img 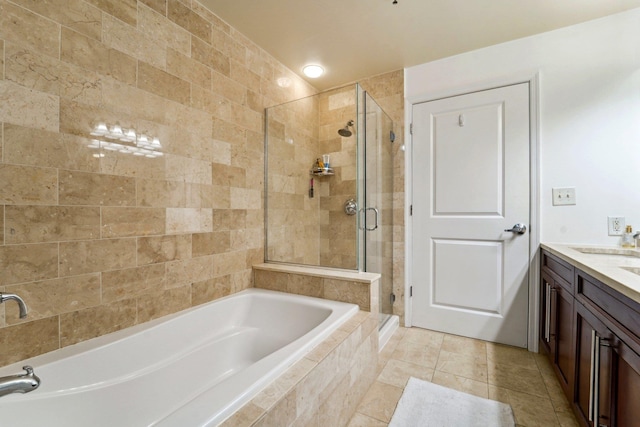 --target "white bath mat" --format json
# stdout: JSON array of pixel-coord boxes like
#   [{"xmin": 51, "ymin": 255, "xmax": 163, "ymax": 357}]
[{"xmin": 389, "ymin": 377, "xmax": 515, "ymax": 427}]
